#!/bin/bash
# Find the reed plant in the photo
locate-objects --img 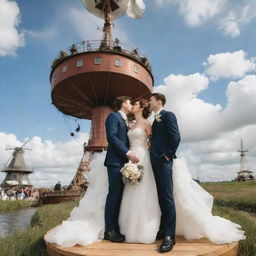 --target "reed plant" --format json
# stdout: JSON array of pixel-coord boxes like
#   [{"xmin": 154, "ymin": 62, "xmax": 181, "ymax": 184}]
[
  {"xmin": 213, "ymin": 205, "xmax": 256, "ymax": 256},
  {"xmin": 0, "ymin": 200, "xmax": 36, "ymax": 213}
]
